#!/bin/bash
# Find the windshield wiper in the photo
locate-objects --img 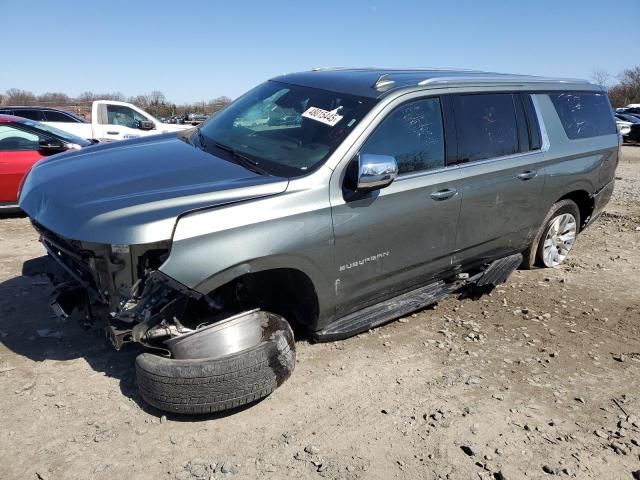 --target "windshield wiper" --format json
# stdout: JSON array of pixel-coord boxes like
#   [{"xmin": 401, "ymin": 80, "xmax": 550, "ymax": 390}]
[{"xmin": 212, "ymin": 141, "xmax": 267, "ymax": 175}]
